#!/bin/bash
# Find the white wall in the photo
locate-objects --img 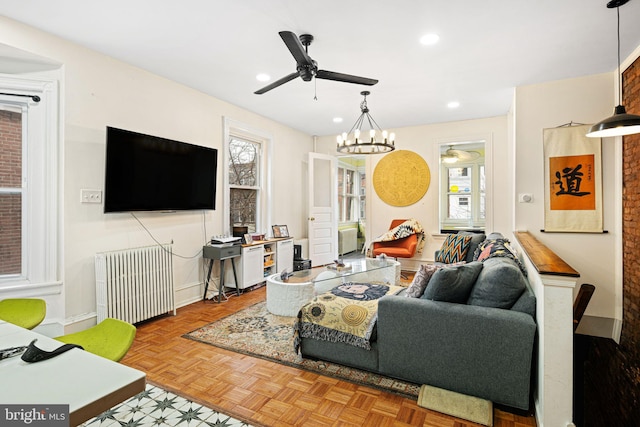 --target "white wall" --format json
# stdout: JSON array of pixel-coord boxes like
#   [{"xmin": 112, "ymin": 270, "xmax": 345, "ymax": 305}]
[
  {"xmin": 514, "ymin": 72, "xmax": 620, "ymax": 338},
  {"xmin": 0, "ymin": 17, "xmax": 312, "ymax": 332},
  {"xmin": 315, "ymin": 115, "xmax": 512, "ymax": 261}
]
